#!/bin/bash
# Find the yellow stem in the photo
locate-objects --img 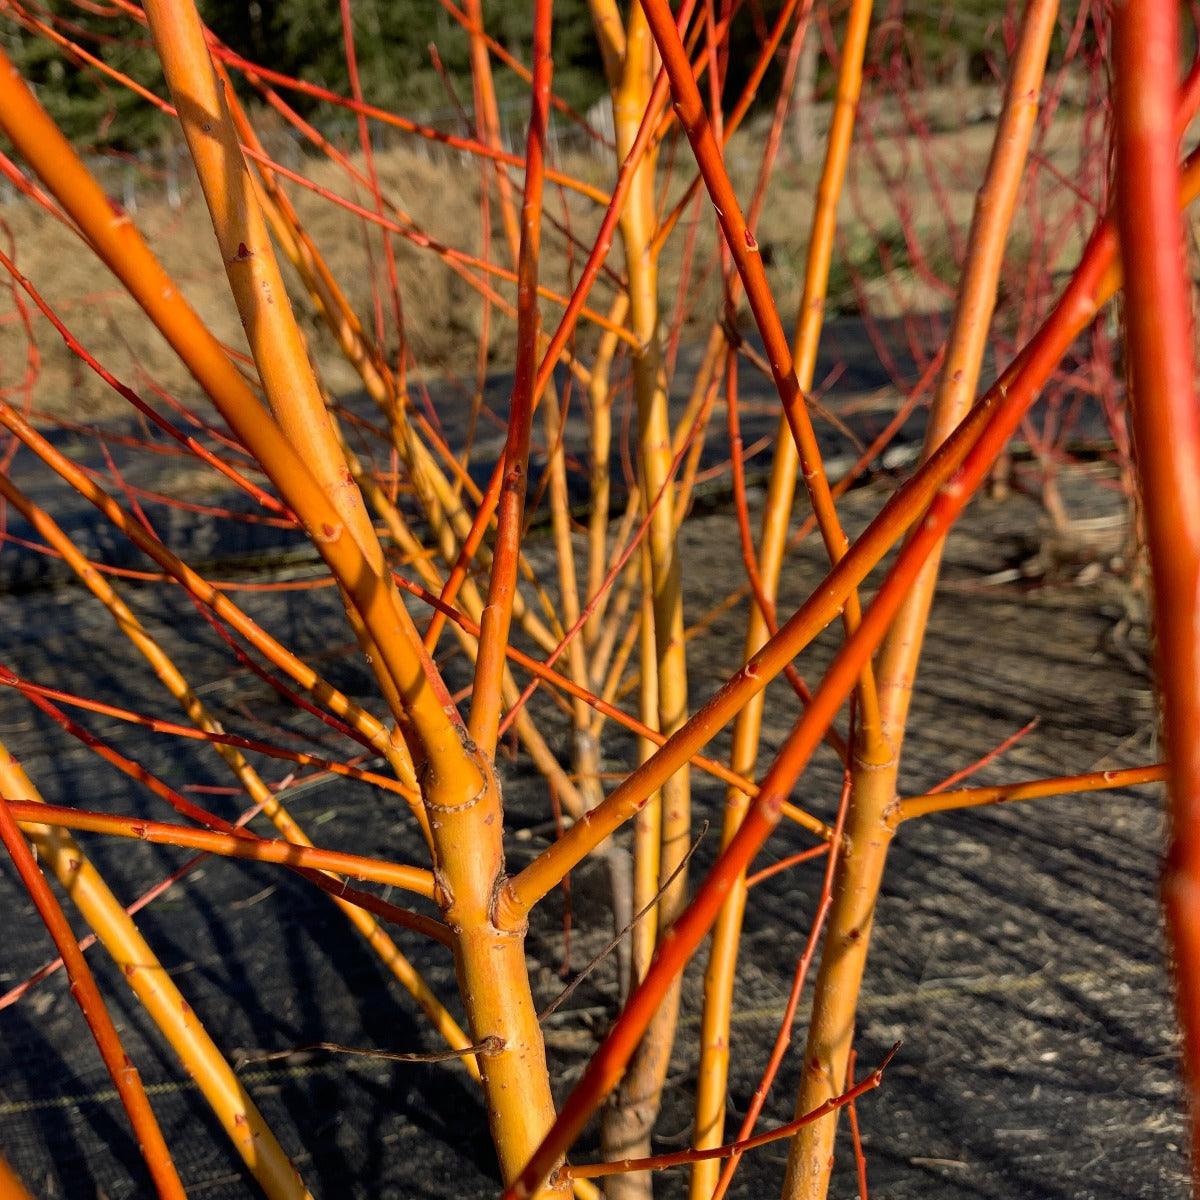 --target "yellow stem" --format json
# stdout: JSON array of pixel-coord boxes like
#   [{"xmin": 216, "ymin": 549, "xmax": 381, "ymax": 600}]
[
  {"xmin": 692, "ymin": 4, "xmax": 875, "ymax": 1181},
  {"xmin": 784, "ymin": 6, "xmax": 1060, "ymax": 1194},
  {"xmin": 0, "ymin": 743, "xmax": 312, "ymax": 1200},
  {"xmin": 601, "ymin": 13, "xmax": 691, "ymax": 1190}
]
